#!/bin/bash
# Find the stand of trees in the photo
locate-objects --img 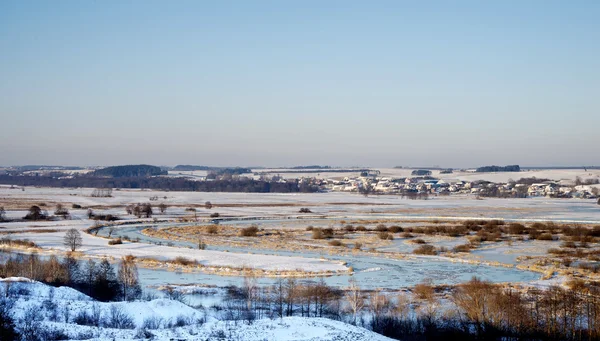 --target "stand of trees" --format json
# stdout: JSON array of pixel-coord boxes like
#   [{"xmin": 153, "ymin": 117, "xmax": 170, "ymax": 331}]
[
  {"xmin": 92, "ymin": 165, "xmax": 167, "ymax": 178},
  {"xmin": 476, "ymin": 165, "xmax": 521, "ymax": 172},
  {"xmin": 0, "ymin": 175, "xmax": 320, "ymax": 193},
  {"xmin": 216, "ymin": 276, "xmax": 600, "ymax": 341},
  {"xmin": 0, "ymin": 253, "xmax": 140, "ymax": 302}
]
